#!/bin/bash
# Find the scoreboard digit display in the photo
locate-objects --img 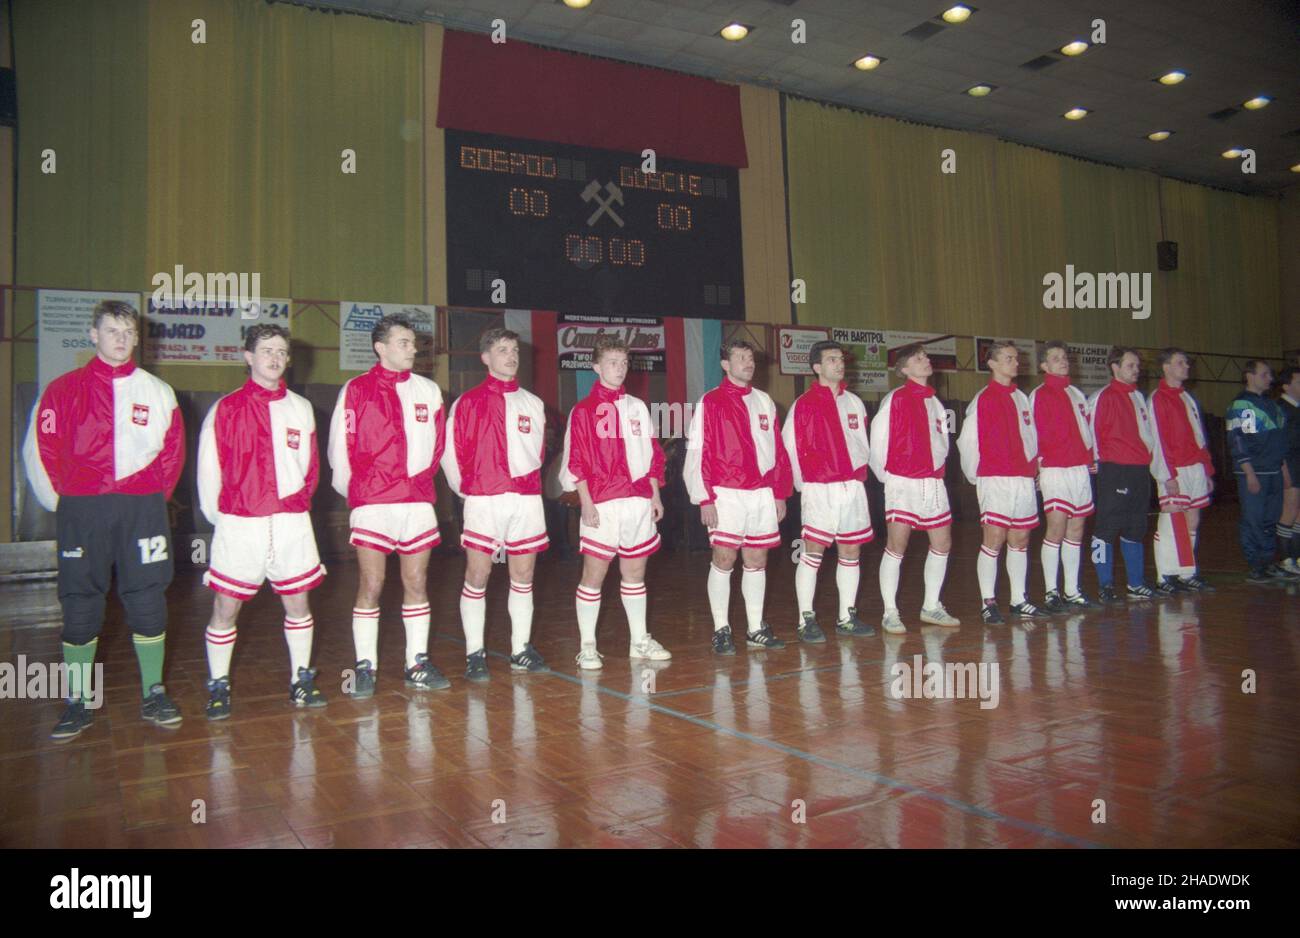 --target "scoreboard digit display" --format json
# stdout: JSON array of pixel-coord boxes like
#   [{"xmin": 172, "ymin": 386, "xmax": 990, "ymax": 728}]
[{"xmin": 446, "ymin": 129, "xmax": 744, "ymax": 320}]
